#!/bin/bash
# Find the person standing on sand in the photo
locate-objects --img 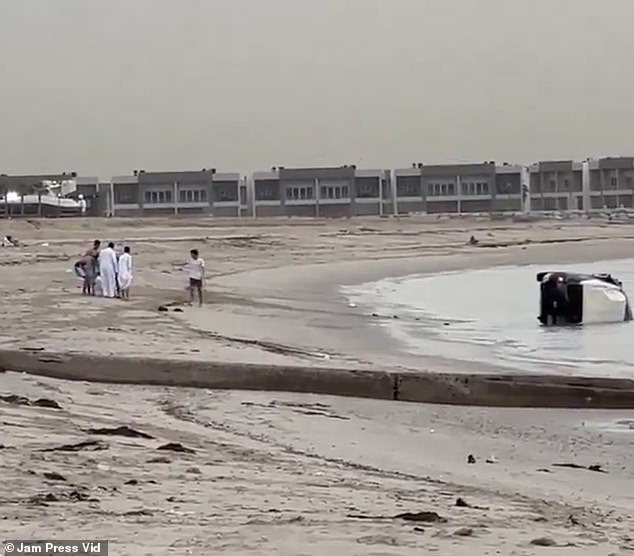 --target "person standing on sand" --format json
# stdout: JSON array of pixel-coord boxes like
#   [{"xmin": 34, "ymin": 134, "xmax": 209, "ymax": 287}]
[
  {"xmin": 185, "ymin": 248, "xmax": 205, "ymax": 306},
  {"xmin": 117, "ymin": 246, "xmax": 133, "ymax": 299},
  {"xmin": 99, "ymin": 242, "xmax": 118, "ymax": 298},
  {"xmin": 74, "ymin": 255, "xmax": 93, "ymax": 295},
  {"xmin": 114, "ymin": 244, "xmax": 123, "ymax": 297},
  {"xmin": 81, "ymin": 240, "xmax": 100, "ymax": 296}
]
